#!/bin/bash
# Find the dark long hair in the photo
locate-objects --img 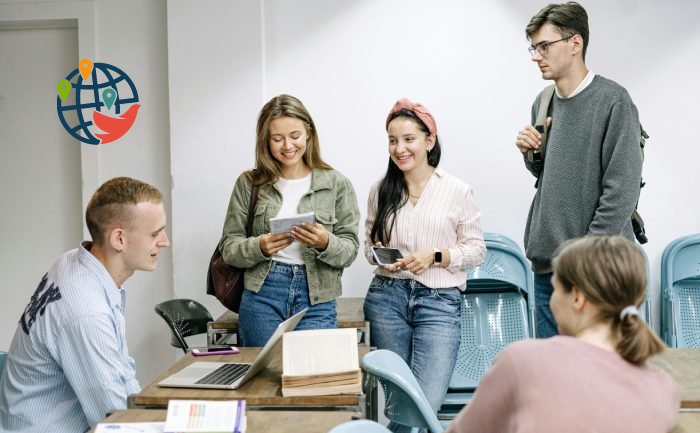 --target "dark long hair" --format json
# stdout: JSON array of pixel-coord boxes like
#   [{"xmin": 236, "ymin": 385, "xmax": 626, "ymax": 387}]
[{"xmin": 370, "ymin": 109, "xmax": 441, "ymax": 245}]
